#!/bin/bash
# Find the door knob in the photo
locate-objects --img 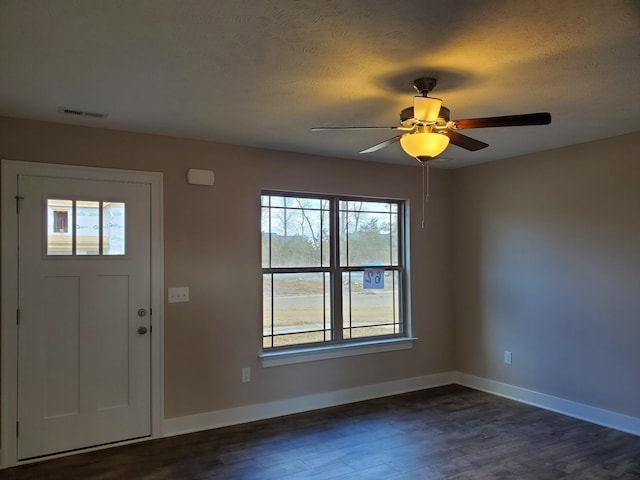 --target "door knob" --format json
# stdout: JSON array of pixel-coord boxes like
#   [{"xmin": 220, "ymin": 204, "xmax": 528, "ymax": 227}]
[{"xmin": 138, "ymin": 326, "xmax": 148, "ymax": 335}]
